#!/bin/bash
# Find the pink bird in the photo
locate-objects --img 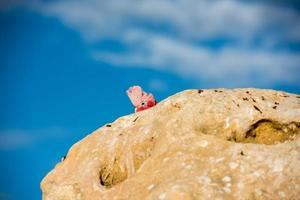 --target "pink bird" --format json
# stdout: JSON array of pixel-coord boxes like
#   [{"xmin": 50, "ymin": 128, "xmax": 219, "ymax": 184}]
[{"xmin": 127, "ymin": 85, "xmax": 157, "ymax": 112}]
